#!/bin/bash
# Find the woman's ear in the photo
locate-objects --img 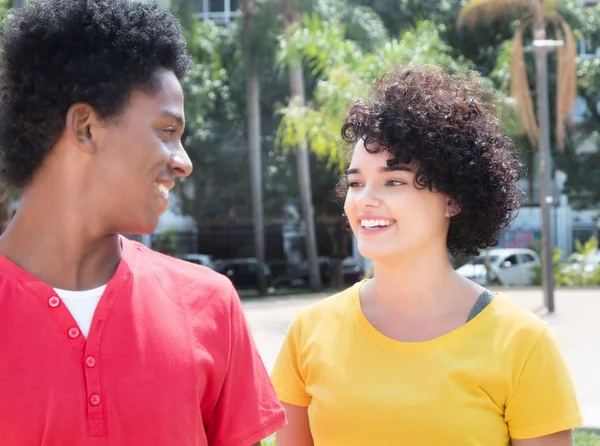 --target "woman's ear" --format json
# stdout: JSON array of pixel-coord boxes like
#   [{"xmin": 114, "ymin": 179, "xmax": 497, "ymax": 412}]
[{"xmin": 445, "ymin": 197, "xmax": 461, "ymax": 218}]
